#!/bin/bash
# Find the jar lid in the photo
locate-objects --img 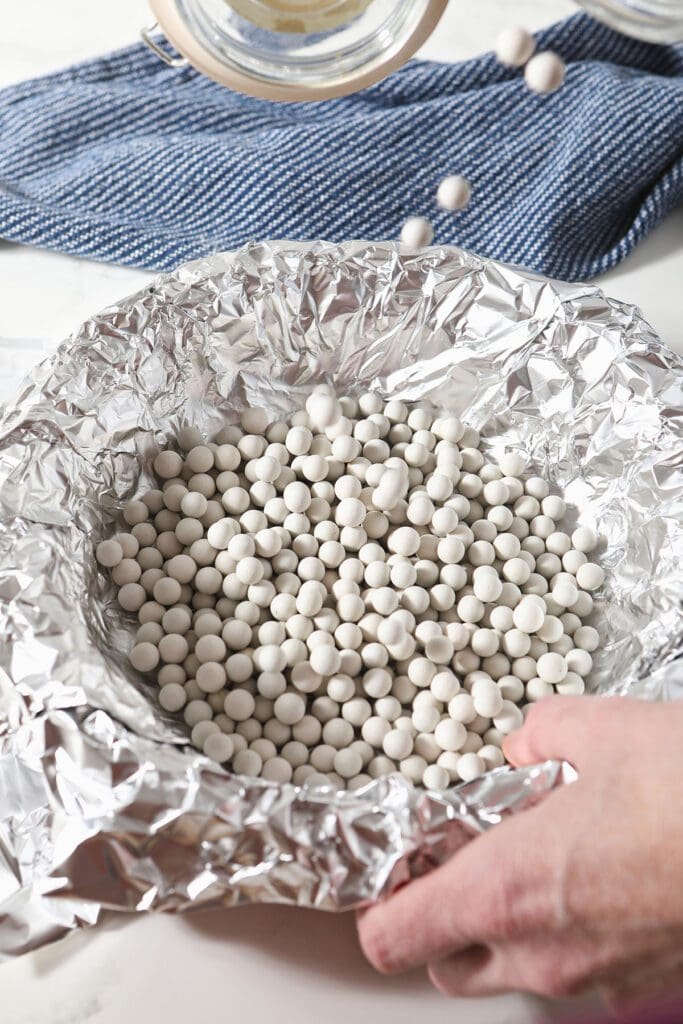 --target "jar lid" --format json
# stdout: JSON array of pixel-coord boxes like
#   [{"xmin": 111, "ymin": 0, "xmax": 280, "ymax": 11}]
[{"xmin": 149, "ymin": 0, "xmax": 447, "ymax": 102}]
